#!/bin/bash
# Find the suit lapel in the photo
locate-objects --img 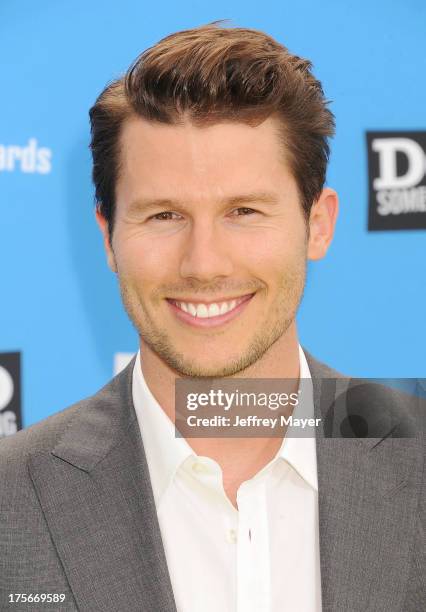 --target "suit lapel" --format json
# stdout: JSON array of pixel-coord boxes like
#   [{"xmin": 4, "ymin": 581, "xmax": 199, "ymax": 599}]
[
  {"xmin": 28, "ymin": 360, "xmax": 177, "ymax": 612},
  {"xmin": 307, "ymin": 355, "xmax": 420, "ymax": 611}
]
